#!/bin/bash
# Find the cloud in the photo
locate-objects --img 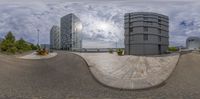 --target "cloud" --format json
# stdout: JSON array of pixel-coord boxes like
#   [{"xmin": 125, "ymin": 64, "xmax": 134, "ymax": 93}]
[{"xmin": 0, "ymin": 1, "xmax": 200, "ymax": 48}]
